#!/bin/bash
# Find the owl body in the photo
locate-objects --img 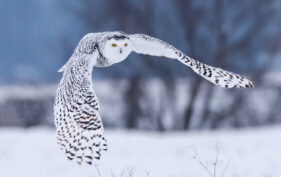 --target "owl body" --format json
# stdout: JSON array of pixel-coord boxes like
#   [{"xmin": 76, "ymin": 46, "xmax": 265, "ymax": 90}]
[{"xmin": 54, "ymin": 31, "xmax": 253, "ymax": 165}]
